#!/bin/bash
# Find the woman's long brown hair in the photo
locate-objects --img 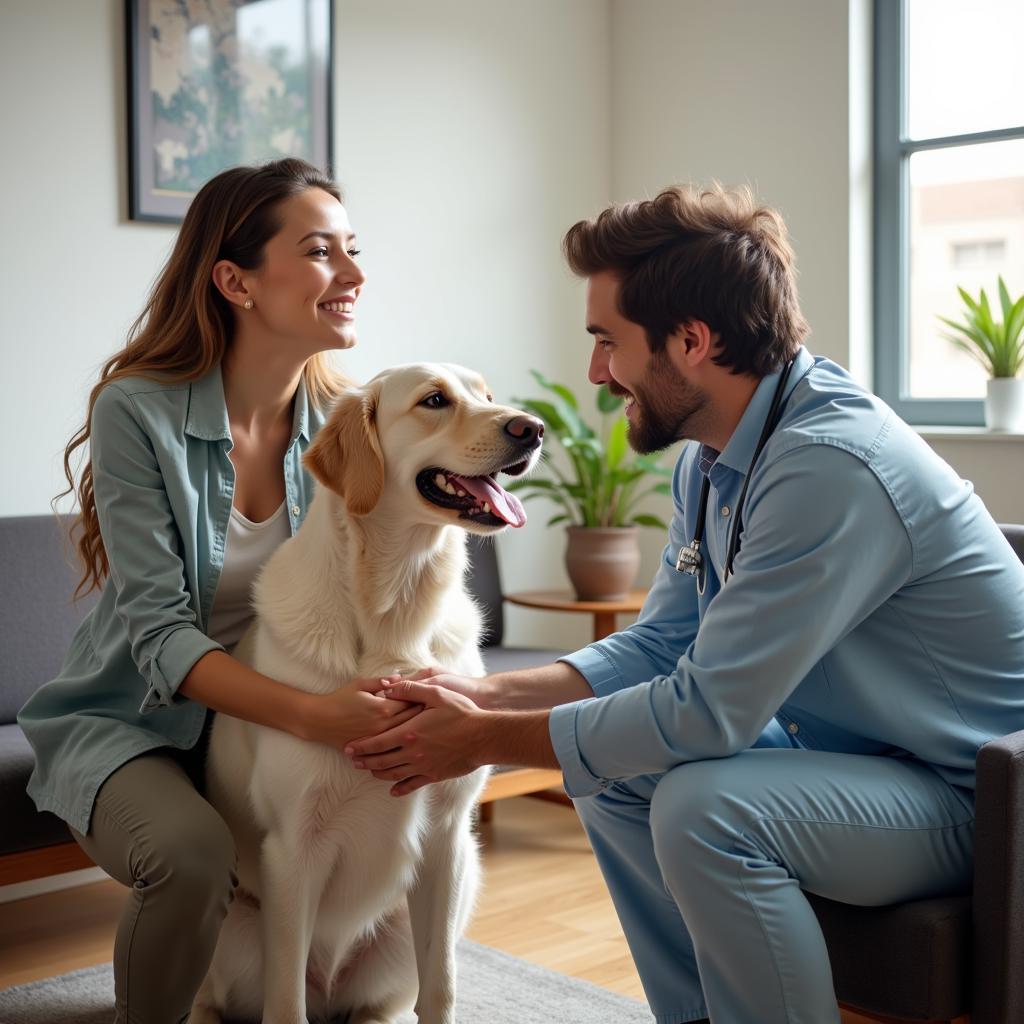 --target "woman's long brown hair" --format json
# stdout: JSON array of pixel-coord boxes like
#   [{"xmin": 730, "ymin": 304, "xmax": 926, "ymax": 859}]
[{"xmin": 58, "ymin": 158, "xmax": 348, "ymax": 596}]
